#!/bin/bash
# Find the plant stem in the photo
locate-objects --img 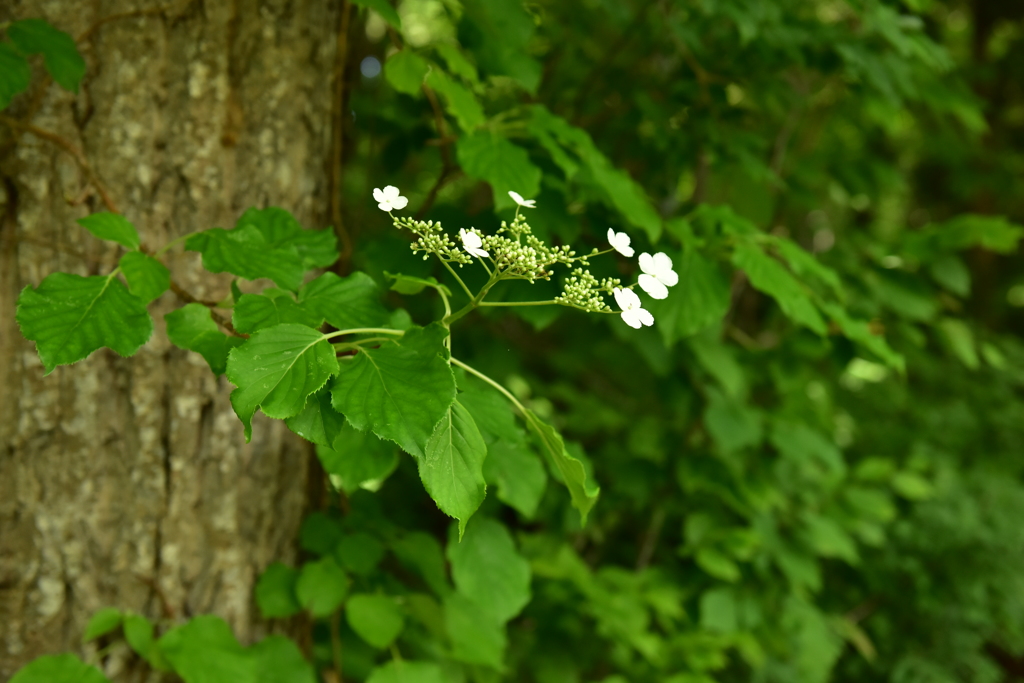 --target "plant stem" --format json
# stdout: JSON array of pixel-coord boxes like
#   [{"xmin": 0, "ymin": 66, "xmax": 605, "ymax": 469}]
[
  {"xmin": 330, "ymin": 609, "xmax": 344, "ymax": 682},
  {"xmin": 478, "ymin": 299, "xmax": 557, "ymax": 307},
  {"xmin": 154, "ymin": 231, "xmax": 198, "ymax": 257},
  {"xmin": 441, "ymin": 260, "xmax": 474, "ymax": 299},
  {"xmin": 450, "ymin": 357, "xmax": 528, "ymax": 416},
  {"xmin": 325, "ymin": 328, "xmax": 406, "ymax": 340}
]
